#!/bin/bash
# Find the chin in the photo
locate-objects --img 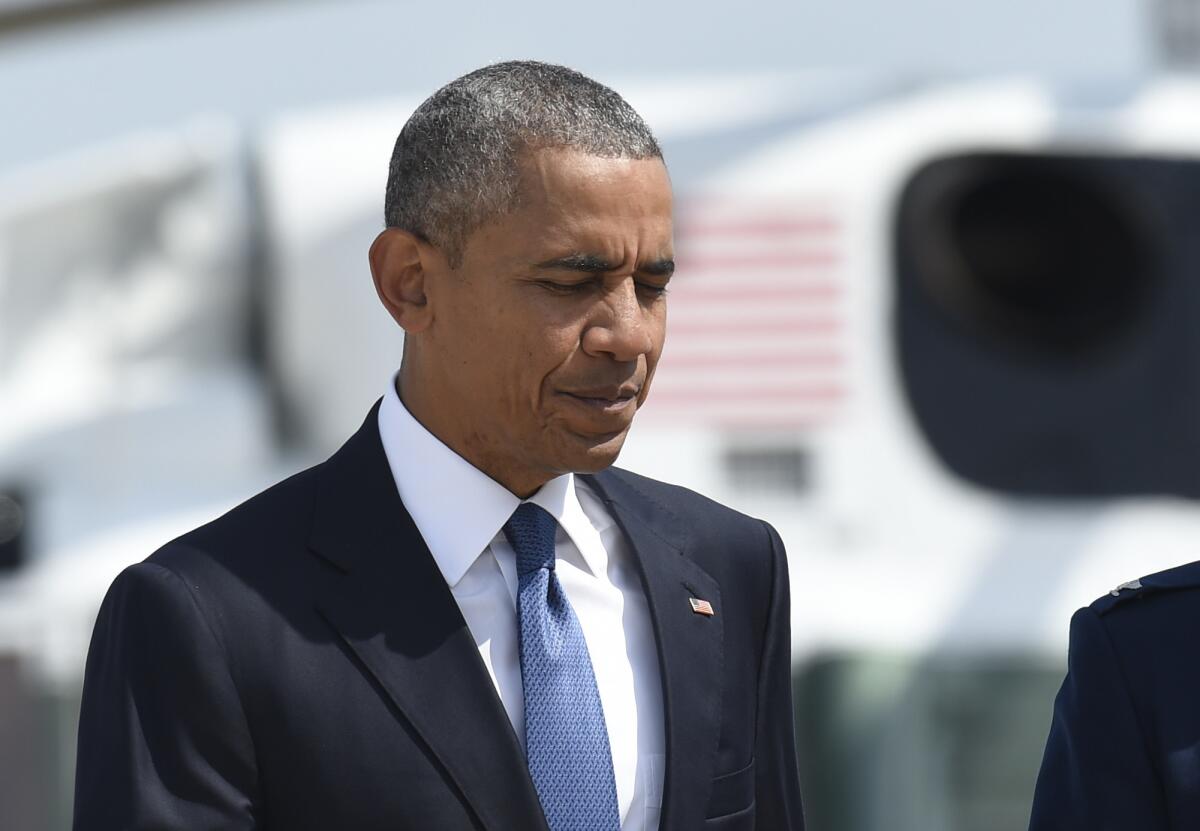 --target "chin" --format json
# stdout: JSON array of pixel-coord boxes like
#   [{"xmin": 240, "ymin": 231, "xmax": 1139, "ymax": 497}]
[{"xmin": 556, "ymin": 429, "xmax": 628, "ymax": 474}]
